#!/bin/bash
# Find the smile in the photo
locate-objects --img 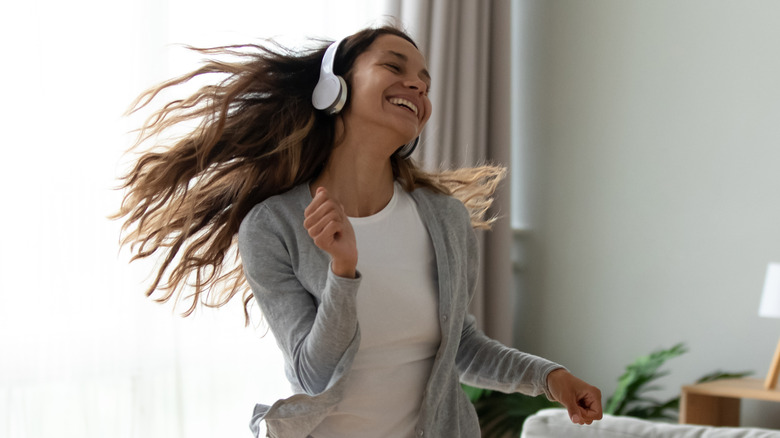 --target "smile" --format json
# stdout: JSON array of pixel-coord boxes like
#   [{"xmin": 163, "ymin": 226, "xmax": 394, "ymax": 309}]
[{"xmin": 388, "ymin": 97, "xmax": 419, "ymax": 117}]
